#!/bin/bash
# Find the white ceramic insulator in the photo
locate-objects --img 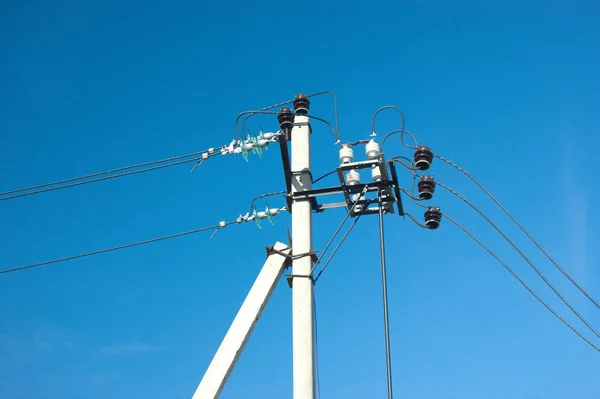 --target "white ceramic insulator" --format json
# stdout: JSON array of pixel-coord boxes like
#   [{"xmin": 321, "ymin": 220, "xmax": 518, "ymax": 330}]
[
  {"xmin": 339, "ymin": 145, "xmax": 354, "ymax": 164},
  {"xmin": 366, "ymin": 140, "xmax": 381, "ymax": 160},
  {"xmin": 263, "ymin": 132, "xmax": 276, "ymax": 140},
  {"xmin": 244, "ymin": 142, "xmax": 255, "ymax": 151},
  {"xmin": 257, "ymin": 211, "xmax": 268, "ymax": 219},
  {"xmin": 352, "ymin": 193, "xmax": 363, "ymax": 211},
  {"xmin": 372, "ymin": 165, "xmax": 383, "ymax": 182},
  {"xmin": 268, "ymin": 208, "xmax": 280, "ymax": 216},
  {"xmin": 346, "ymin": 169, "xmax": 360, "ymax": 186},
  {"xmin": 257, "ymin": 138, "xmax": 269, "ymax": 147}
]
